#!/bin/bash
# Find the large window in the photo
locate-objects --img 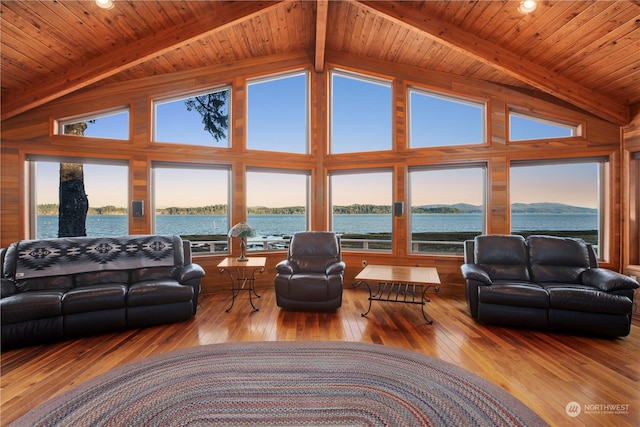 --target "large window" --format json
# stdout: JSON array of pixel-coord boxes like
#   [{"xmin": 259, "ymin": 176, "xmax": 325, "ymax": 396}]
[
  {"xmin": 330, "ymin": 169, "xmax": 393, "ymax": 251},
  {"xmin": 30, "ymin": 158, "xmax": 129, "ymax": 239},
  {"xmin": 510, "ymin": 160, "xmax": 607, "ymax": 259},
  {"xmin": 408, "ymin": 88, "xmax": 485, "ymax": 147},
  {"xmin": 57, "ymin": 108, "xmax": 129, "ymax": 140},
  {"xmin": 247, "ymin": 71, "xmax": 308, "ymax": 153},
  {"xmin": 153, "ymin": 163, "xmax": 230, "ymax": 253},
  {"xmin": 245, "ymin": 169, "xmax": 309, "ymax": 251},
  {"xmin": 408, "ymin": 165, "xmax": 486, "ymax": 254},
  {"xmin": 330, "ymin": 70, "xmax": 392, "ymax": 154},
  {"xmin": 153, "ymin": 87, "xmax": 231, "ymax": 147}
]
